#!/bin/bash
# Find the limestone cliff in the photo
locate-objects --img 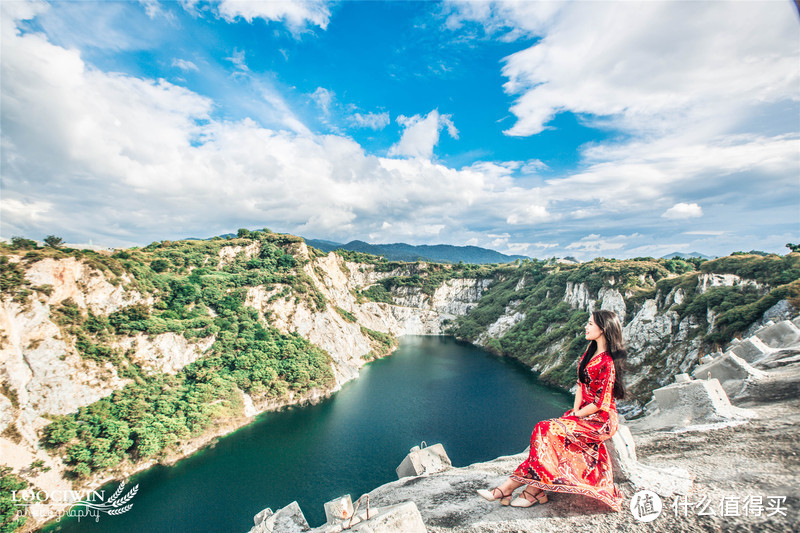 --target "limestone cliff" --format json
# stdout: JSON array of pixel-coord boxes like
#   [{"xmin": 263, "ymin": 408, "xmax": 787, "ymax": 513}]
[{"xmin": 456, "ymin": 255, "xmax": 799, "ymax": 410}]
